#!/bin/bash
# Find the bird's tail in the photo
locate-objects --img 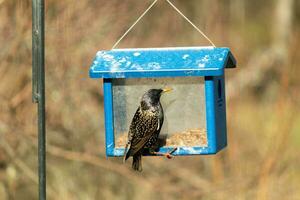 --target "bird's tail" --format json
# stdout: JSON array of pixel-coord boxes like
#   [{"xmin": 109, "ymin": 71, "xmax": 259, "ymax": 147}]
[
  {"xmin": 132, "ymin": 154, "xmax": 142, "ymax": 171},
  {"xmin": 123, "ymin": 142, "xmax": 130, "ymax": 163}
]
